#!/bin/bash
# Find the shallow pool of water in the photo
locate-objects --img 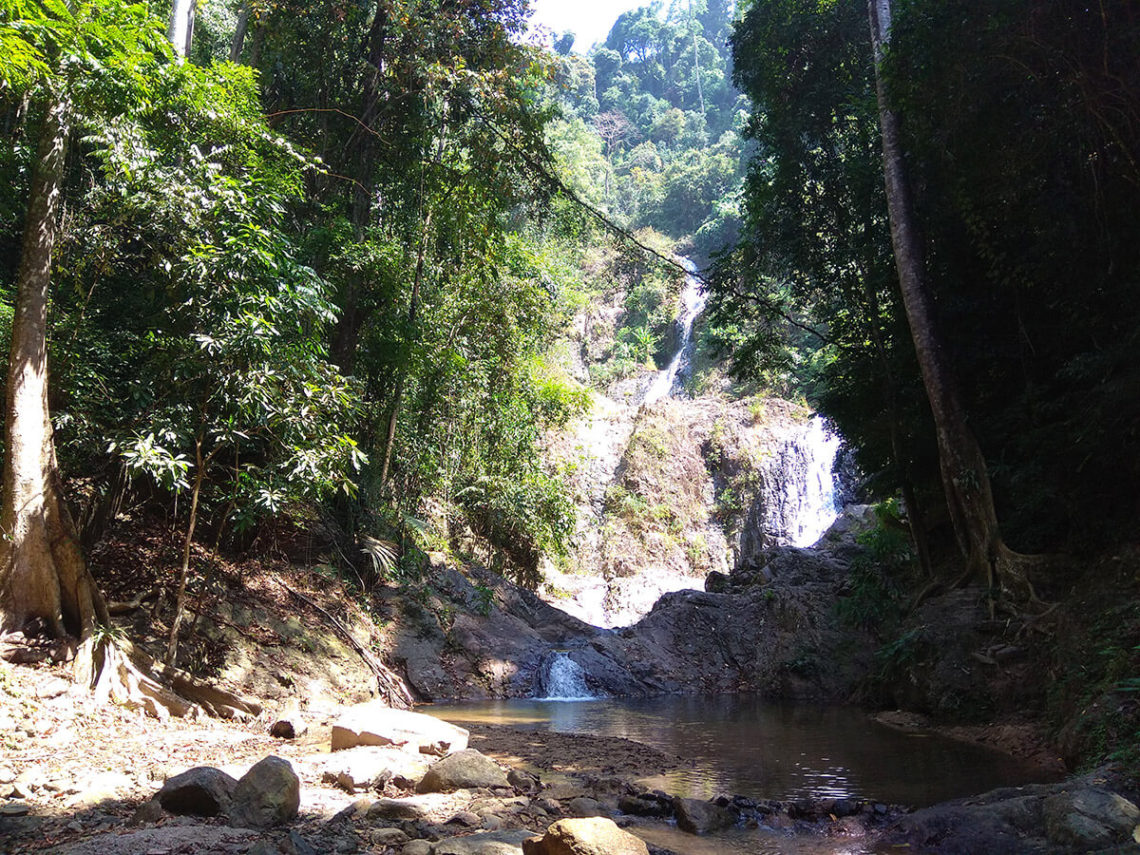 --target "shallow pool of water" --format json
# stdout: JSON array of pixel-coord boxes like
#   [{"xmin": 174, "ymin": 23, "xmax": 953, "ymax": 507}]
[{"xmin": 429, "ymin": 695, "xmax": 1057, "ymax": 807}]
